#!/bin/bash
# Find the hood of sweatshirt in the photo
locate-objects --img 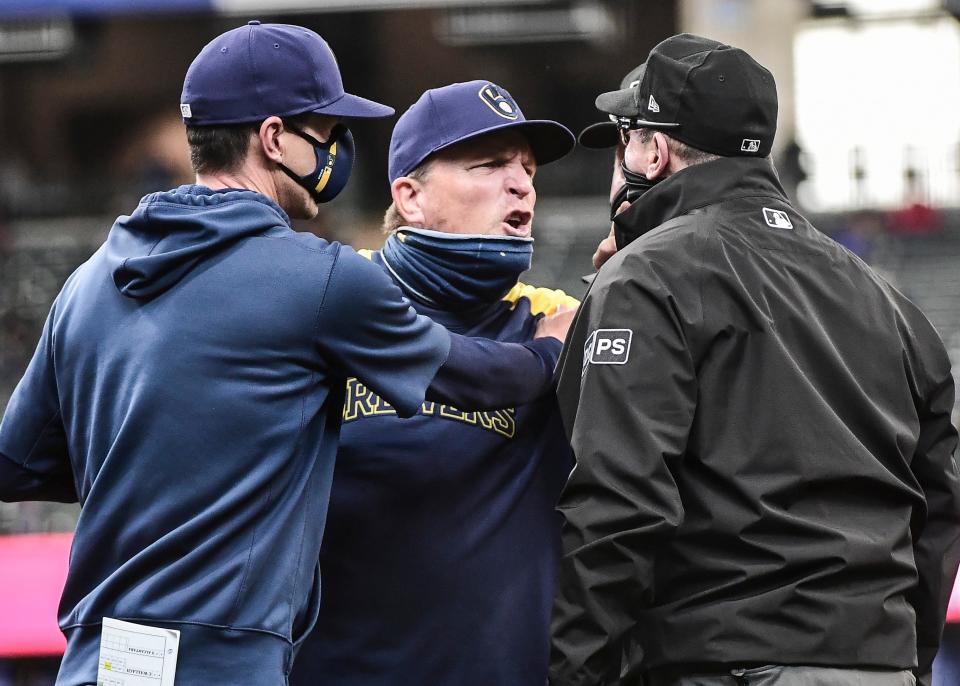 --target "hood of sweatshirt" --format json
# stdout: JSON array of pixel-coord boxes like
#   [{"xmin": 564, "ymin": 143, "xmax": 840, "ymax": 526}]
[{"xmin": 106, "ymin": 185, "xmax": 291, "ymax": 299}]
